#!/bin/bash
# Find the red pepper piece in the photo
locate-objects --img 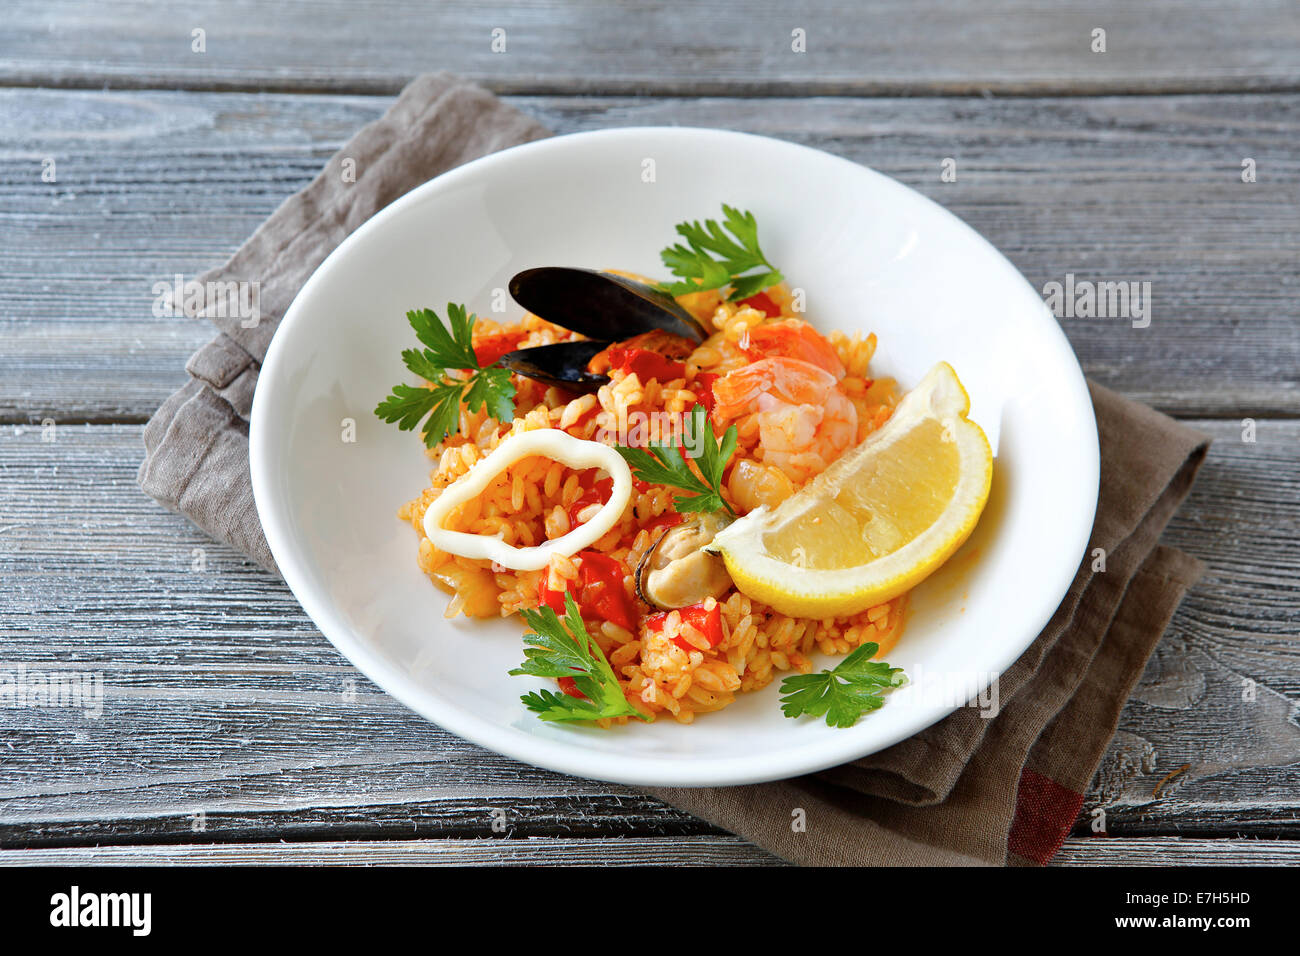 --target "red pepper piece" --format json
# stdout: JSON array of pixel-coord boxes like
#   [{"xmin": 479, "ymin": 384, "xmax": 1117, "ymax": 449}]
[
  {"xmin": 557, "ymin": 676, "xmax": 586, "ymax": 699},
  {"xmin": 692, "ymin": 372, "xmax": 720, "ymax": 414},
  {"xmin": 576, "ymin": 551, "xmax": 635, "ymax": 632},
  {"xmin": 644, "ymin": 510, "xmax": 684, "ymax": 534},
  {"xmin": 589, "ymin": 331, "xmax": 695, "ymax": 377},
  {"xmin": 676, "ymin": 602, "xmax": 724, "ymax": 651},
  {"xmin": 472, "ymin": 330, "xmax": 528, "ymax": 367},
  {"xmin": 646, "ymin": 602, "xmax": 724, "ymax": 652},
  {"xmin": 608, "ymin": 347, "xmax": 687, "ymax": 384},
  {"xmin": 567, "ymin": 476, "xmax": 614, "ymax": 529},
  {"xmin": 739, "ymin": 291, "xmax": 782, "ymax": 318},
  {"xmin": 537, "ymin": 578, "xmax": 567, "ymax": 615}
]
